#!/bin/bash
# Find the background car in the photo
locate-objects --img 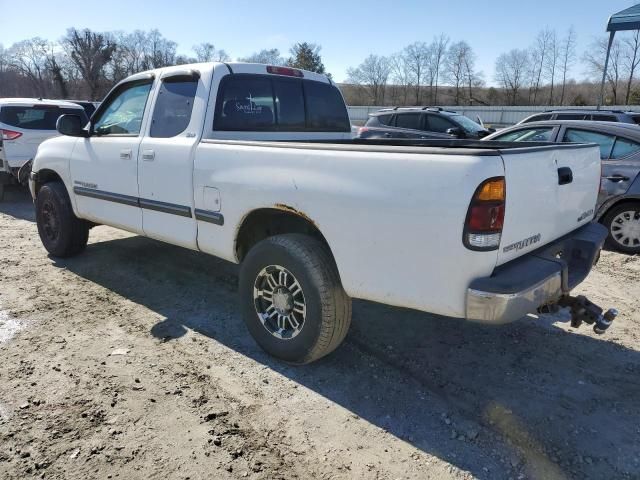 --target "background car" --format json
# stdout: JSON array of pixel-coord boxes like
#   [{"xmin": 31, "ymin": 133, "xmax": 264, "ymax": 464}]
[
  {"xmin": 484, "ymin": 120, "xmax": 640, "ymax": 254},
  {"xmin": 357, "ymin": 106, "xmax": 493, "ymax": 140},
  {"xmin": 519, "ymin": 109, "xmax": 640, "ymax": 125},
  {"xmin": 67, "ymin": 100, "xmax": 101, "ymax": 119},
  {"xmin": 0, "ymin": 98, "xmax": 88, "ymax": 195}
]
